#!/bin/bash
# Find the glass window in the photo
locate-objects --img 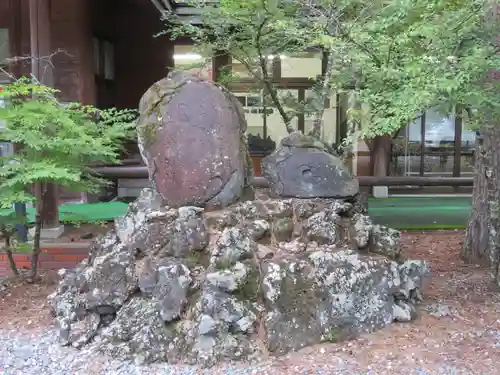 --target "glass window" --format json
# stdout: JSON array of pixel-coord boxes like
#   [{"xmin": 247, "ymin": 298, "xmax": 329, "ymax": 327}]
[
  {"xmin": 0, "ymin": 29, "xmax": 8, "ymax": 64},
  {"xmin": 103, "ymin": 41, "xmax": 115, "ymax": 80},
  {"xmin": 0, "ymin": 94, "xmax": 6, "ymax": 131},
  {"xmin": 424, "ymin": 110, "xmax": 455, "ymax": 149},
  {"xmin": 93, "ymin": 38, "xmax": 115, "ymax": 81},
  {"xmin": 93, "ymin": 38, "xmax": 100, "ymax": 75},
  {"xmin": 236, "ymin": 90, "xmax": 267, "ymax": 137},
  {"xmin": 422, "ymin": 109, "xmax": 455, "ymax": 176},
  {"xmin": 0, "ymin": 92, "xmax": 12, "ymax": 153},
  {"xmin": 0, "ymin": 142, "xmax": 13, "ymax": 156},
  {"xmin": 304, "ymin": 89, "xmax": 337, "ymax": 145},
  {"xmin": 234, "ymin": 95, "xmax": 246, "ymax": 107},
  {"xmin": 237, "ymin": 89, "xmax": 298, "ymax": 145},
  {"xmin": 390, "ymin": 108, "xmax": 476, "ymax": 178},
  {"xmin": 390, "ymin": 116, "xmax": 423, "ymax": 176},
  {"xmin": 460, "ymin": 111, "xmax": 476, "ymax": 176}
]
